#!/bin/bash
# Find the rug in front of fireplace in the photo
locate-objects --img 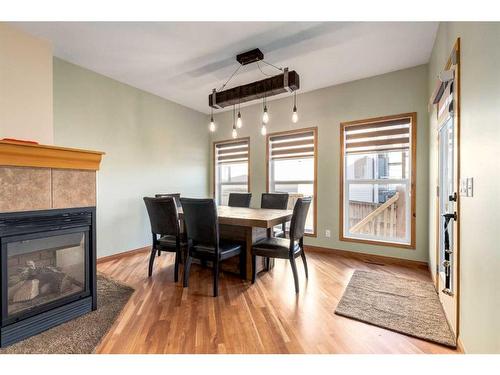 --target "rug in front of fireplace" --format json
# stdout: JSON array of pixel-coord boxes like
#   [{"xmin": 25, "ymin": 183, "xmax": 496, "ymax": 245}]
[{"xmin": 0, "ymin": 274, "xmax": 133, "ymax": 354}]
